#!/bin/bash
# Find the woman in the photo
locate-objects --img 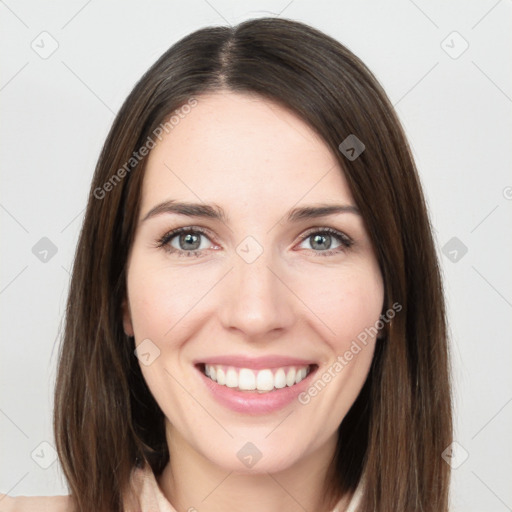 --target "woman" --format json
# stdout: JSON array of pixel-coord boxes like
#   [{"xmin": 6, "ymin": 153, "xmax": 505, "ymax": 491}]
[{"xmin": 0, "ymin": 17, "xmax": 452, "ymax": 512}]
